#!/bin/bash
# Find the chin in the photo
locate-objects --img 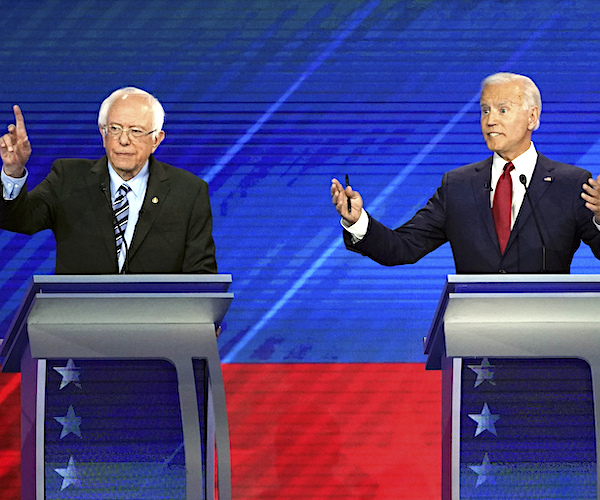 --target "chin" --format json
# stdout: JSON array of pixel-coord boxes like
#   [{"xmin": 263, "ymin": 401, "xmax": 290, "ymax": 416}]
[
  {"xmin": 488, "ymin": 142, "xmax": 506, "ymax": 154},
  {"xmin": 484, "ymin": 141, "xmax": 497, "ymax": 152},
  {"xmin": 113, "ymin": 163, "xmax": 136, "ymax": 172}
]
